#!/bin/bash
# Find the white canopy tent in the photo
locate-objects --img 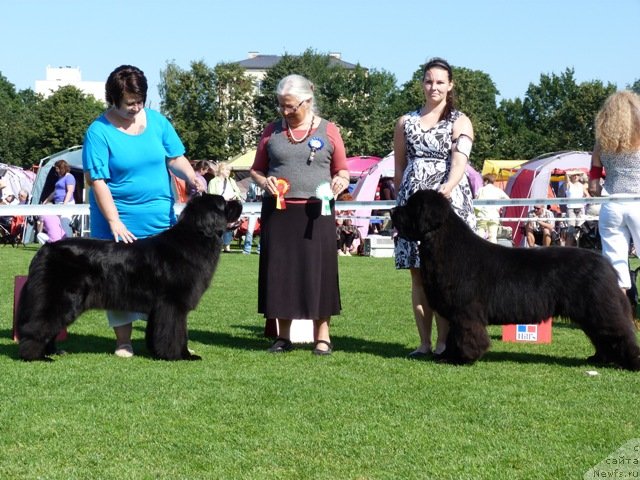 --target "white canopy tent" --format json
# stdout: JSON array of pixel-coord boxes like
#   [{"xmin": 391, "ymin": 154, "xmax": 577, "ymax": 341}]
[{"xmin": 22, "ymin": 145, "xmax": 85, "ymax": 242}]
